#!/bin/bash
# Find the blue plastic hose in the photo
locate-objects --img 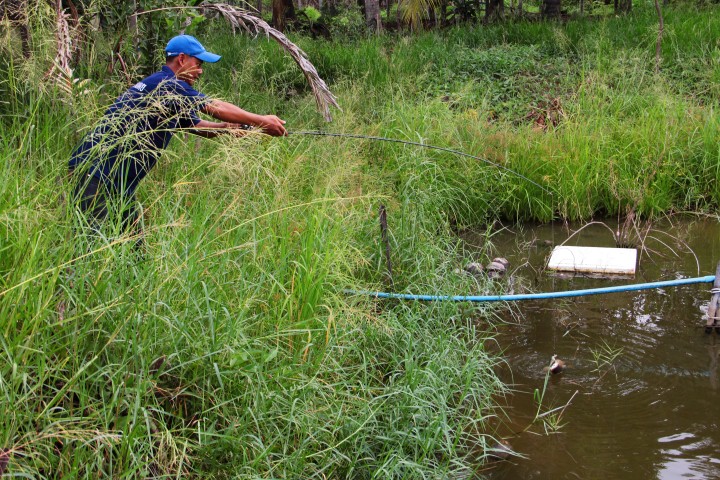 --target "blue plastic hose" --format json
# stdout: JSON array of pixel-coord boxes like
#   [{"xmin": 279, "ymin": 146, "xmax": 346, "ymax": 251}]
[{"xmin": 345, "ymin": 275, "xmax": 716, "ymax": 302}]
